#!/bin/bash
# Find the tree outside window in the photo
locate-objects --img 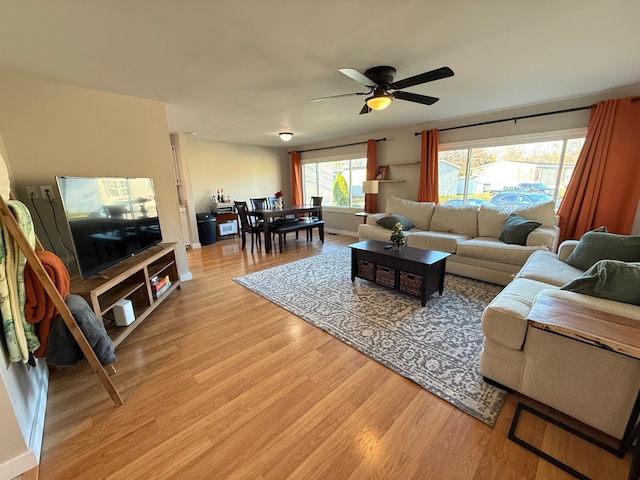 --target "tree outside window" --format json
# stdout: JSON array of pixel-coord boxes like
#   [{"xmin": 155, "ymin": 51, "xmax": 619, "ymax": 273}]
[{"xmin": 302, "ymin": 156, "xmax": 366, "ymax": 208}]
